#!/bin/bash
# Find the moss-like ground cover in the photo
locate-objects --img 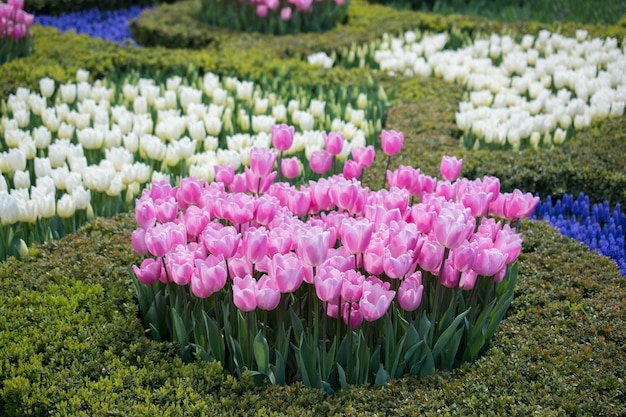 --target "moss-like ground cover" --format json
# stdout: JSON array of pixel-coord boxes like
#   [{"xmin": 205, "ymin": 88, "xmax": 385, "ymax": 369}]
[{"xmin": 1, "ymin": 0, "xmax": 625, "ymax": 414}]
